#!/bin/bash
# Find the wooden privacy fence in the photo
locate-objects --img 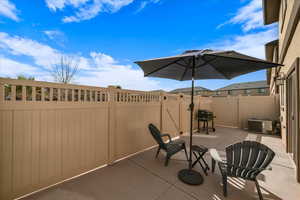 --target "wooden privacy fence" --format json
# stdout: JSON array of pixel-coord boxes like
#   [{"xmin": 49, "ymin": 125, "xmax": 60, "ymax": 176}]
[
  {"xmin": 0, "ymin": 78, "xmax": 187, "ymax": 200},
  {"xmin": 199, "ymin": 96, "xmax": 280, "ymax": 128},
  {"xmin": 0, "ymin": 78, "xmax": 279, "ymax": 199}
]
